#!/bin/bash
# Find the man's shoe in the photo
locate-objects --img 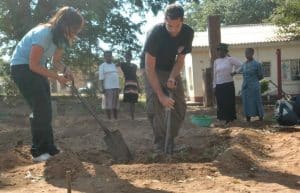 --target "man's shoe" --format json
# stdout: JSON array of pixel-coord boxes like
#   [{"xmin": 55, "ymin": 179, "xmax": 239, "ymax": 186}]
[{"xmin": 32, "ymin": 153, "xmax": 51, "ymax": 162}]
